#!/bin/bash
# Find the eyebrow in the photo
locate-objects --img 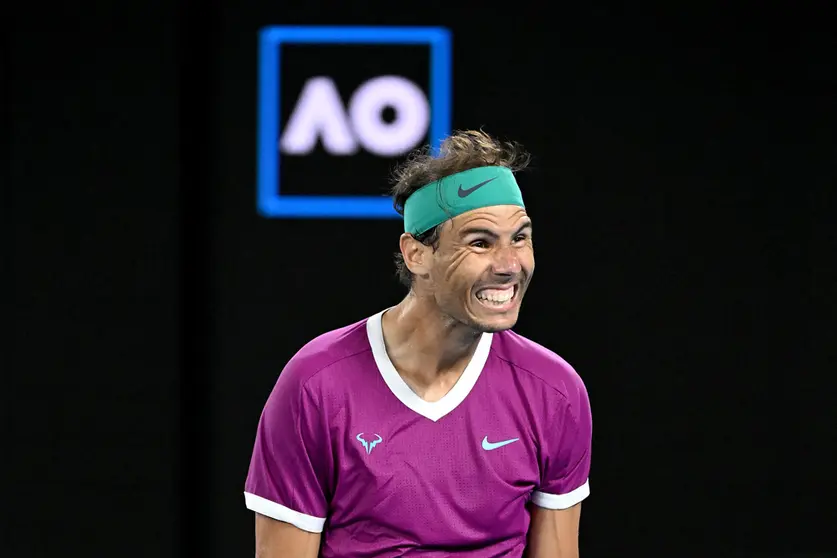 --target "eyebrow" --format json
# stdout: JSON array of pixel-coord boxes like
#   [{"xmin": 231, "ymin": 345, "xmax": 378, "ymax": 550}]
[{"xmin": 459, "ymin": 220, "xmax": 533, "ymax": 239}]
